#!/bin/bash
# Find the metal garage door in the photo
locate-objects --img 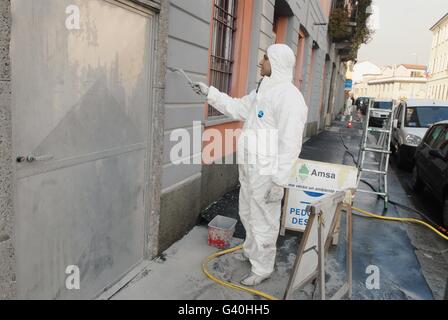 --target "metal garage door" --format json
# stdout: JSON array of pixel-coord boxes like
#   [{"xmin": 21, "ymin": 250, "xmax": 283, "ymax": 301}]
[{"xmin": 11, "ymin": 0, "xmax": 155, "ymax": 299}]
